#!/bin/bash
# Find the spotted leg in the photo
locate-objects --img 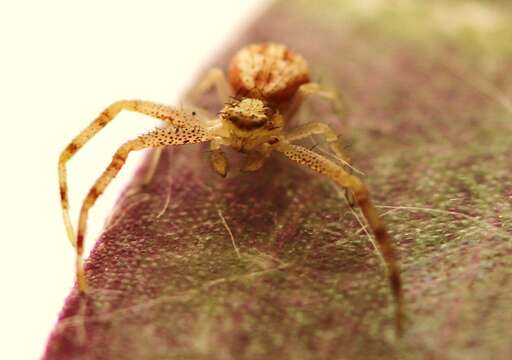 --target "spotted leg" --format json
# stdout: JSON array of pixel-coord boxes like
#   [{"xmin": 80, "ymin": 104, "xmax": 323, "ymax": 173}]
[
  {"xmin": 286, "ymin": 121, "xmax": 360, "ymax": 206},
  {"xmin": 285, "ymin": 121, "xmax": 356, "ymax": 172},
  {"xmin": 276, "ymin": 142, "xmax": 403, "ymax": 335},
  {"xmin": 75, "ymin": 125, "xmax": 211, "ymax": 292},
  {"xmin": 58, "ymin": 100, "xmax": 204, "ymax": 247},
  {"xmin": 145, "ymin": 68, "xmax": 234, "ymax": 184}
]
